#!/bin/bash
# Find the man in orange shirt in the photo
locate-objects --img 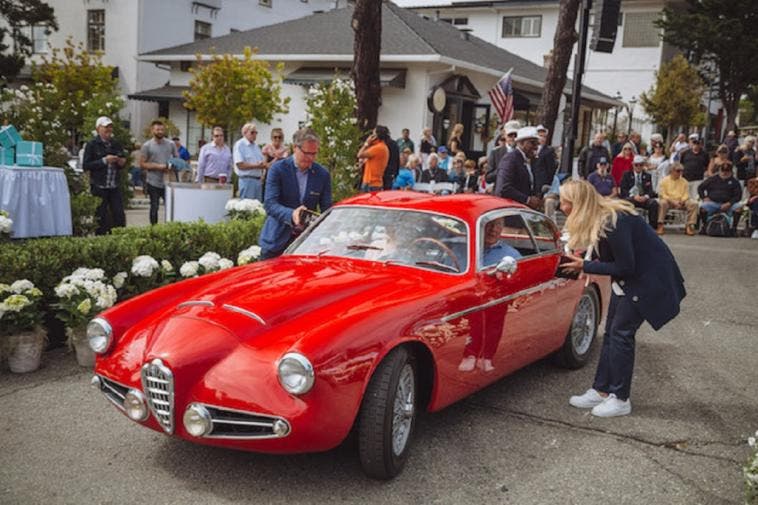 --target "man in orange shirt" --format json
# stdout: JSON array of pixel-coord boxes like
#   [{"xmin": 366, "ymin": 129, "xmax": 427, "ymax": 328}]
[{"xmin": 358, "ymin": 125, "xmax": 390, "ymax": 192}]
